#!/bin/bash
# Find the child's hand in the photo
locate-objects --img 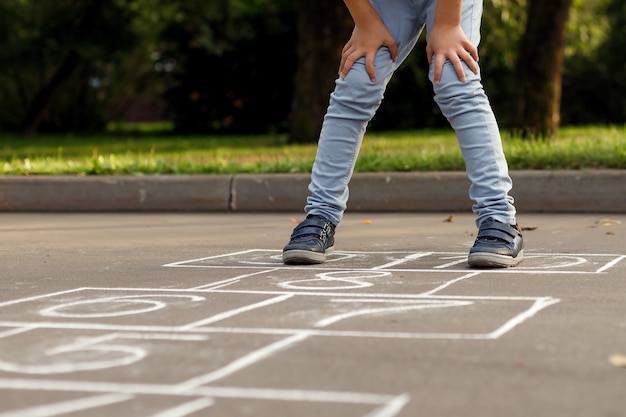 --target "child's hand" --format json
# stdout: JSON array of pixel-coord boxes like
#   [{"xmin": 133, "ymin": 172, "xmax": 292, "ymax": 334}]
[
  {"xmin": 339, "ymin": 21, "xmax": 398, "ymax": 82},
  {"xmin": 426, "ymin": 23, "xmax": 479, "ymax": 84}
]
